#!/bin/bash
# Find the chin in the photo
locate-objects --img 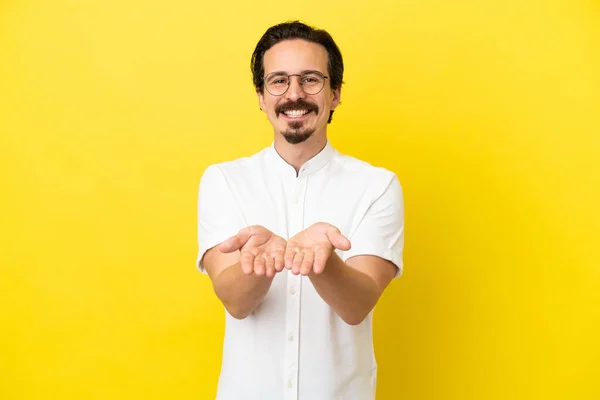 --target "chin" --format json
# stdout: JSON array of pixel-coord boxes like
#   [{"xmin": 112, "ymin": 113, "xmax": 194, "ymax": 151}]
[
  {"xmin": 281, "ymin": 128, "xmax": 315, "ymax": 145},
  {"xmin": 281, "ymin": 131, "xmax": 312, "ymax": 145}
]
